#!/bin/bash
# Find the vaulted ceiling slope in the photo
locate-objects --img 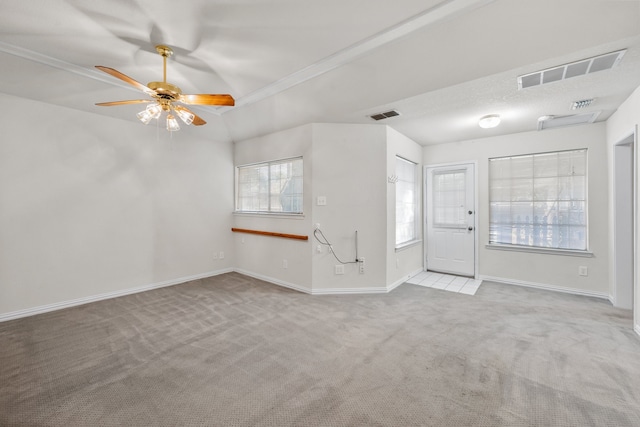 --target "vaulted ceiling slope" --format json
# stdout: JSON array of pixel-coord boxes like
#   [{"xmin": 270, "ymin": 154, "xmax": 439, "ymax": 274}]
[{"xmin": 1, "ymin": 0, "xmax": 639, "ymax": 145}]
